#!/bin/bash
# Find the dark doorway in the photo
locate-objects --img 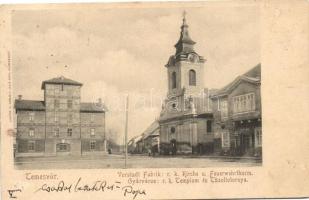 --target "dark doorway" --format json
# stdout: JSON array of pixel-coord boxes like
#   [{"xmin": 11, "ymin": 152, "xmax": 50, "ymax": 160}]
[
  {"xmin": 213, "ymin": 138, "xmax": 222, "ymax": 153},
  {"xmin": 170, "ymin": 139, "xmax": 177, "ymax": 155},
  {"xmin": 240, "ymin": 134, "xmax": 251, "ymax": 154}
]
